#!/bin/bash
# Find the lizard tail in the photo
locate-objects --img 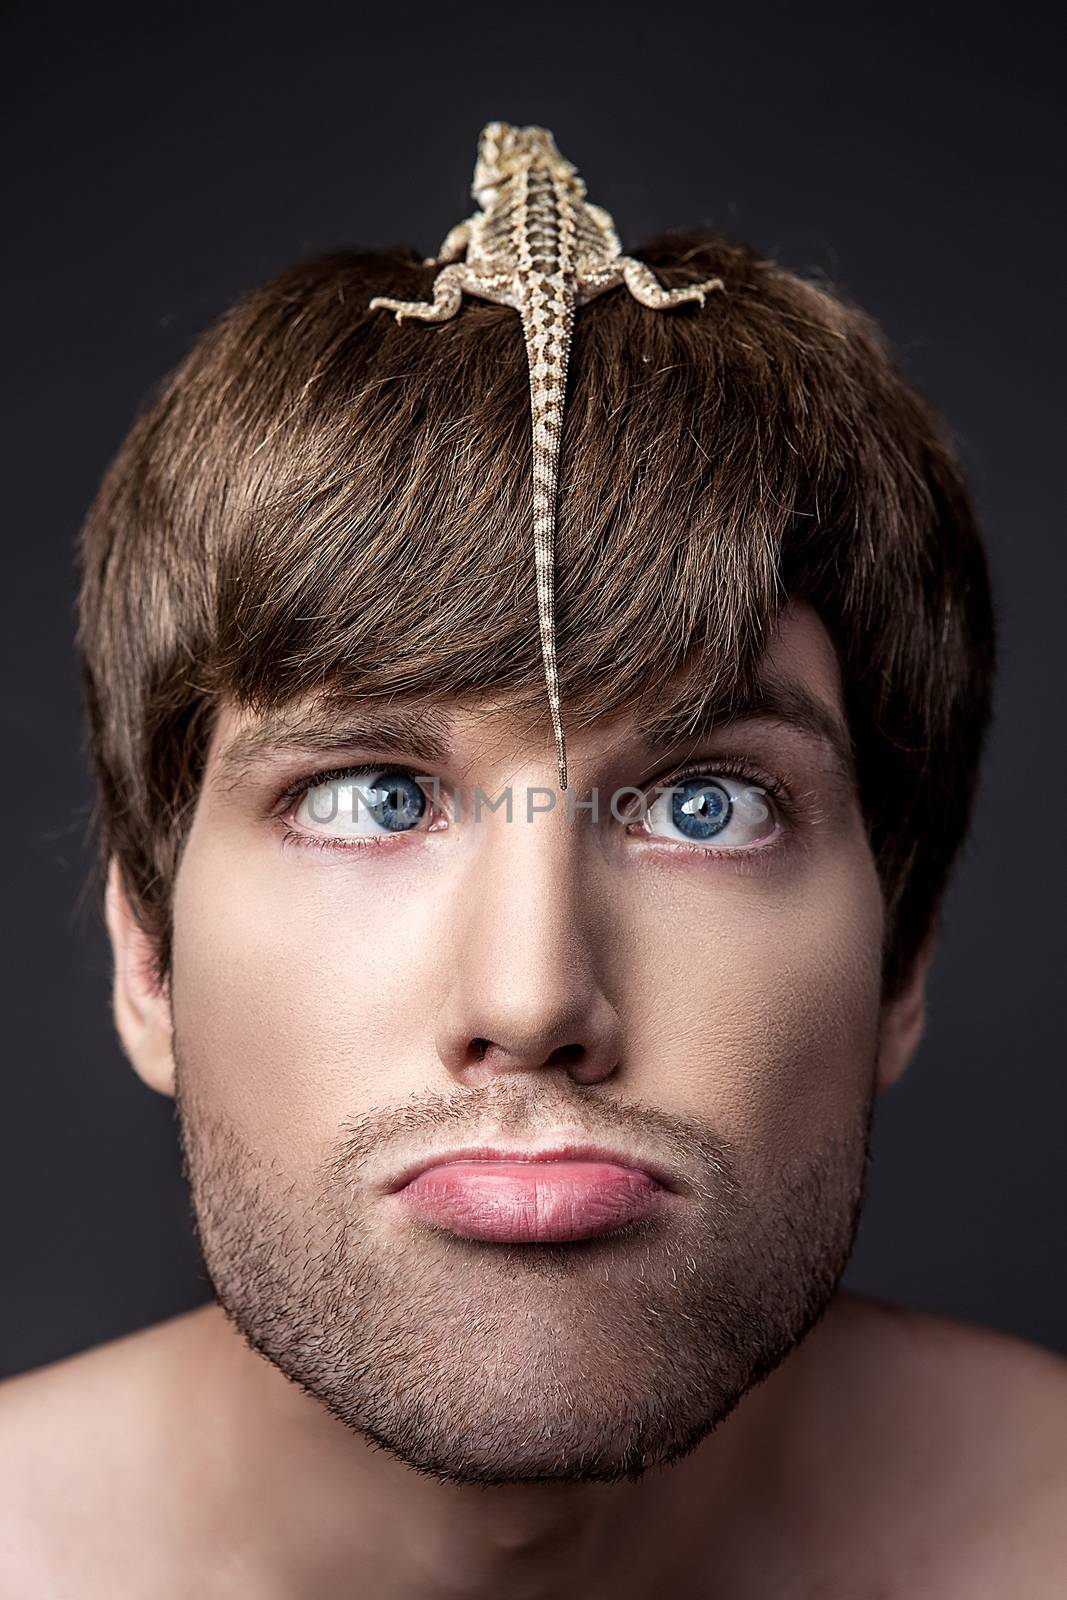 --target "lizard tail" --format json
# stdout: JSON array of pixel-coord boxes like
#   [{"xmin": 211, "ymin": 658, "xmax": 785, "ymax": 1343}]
[
  {"xmin": 535, "ymin": 521, "xmax": 566, "ymax": 792},
  {"xmin": 524, "ymin": 287, "xmax": 575, "ymax": 792}
]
